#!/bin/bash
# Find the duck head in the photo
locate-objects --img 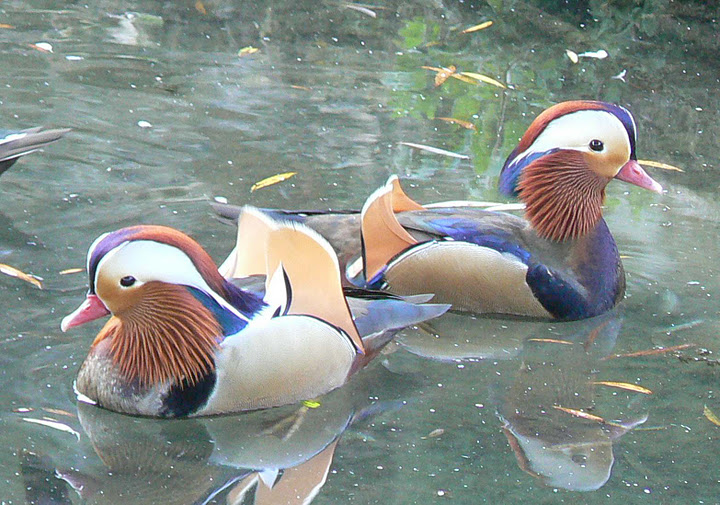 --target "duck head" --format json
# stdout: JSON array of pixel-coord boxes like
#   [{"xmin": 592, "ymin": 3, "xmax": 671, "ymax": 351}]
[
  {"xmin": 499, "ymin": 101, "xmax": 662, "ymax": 241},
  {"xmin": 61, "ymin": 225, "xmax": 257, "ymax": 388}
]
